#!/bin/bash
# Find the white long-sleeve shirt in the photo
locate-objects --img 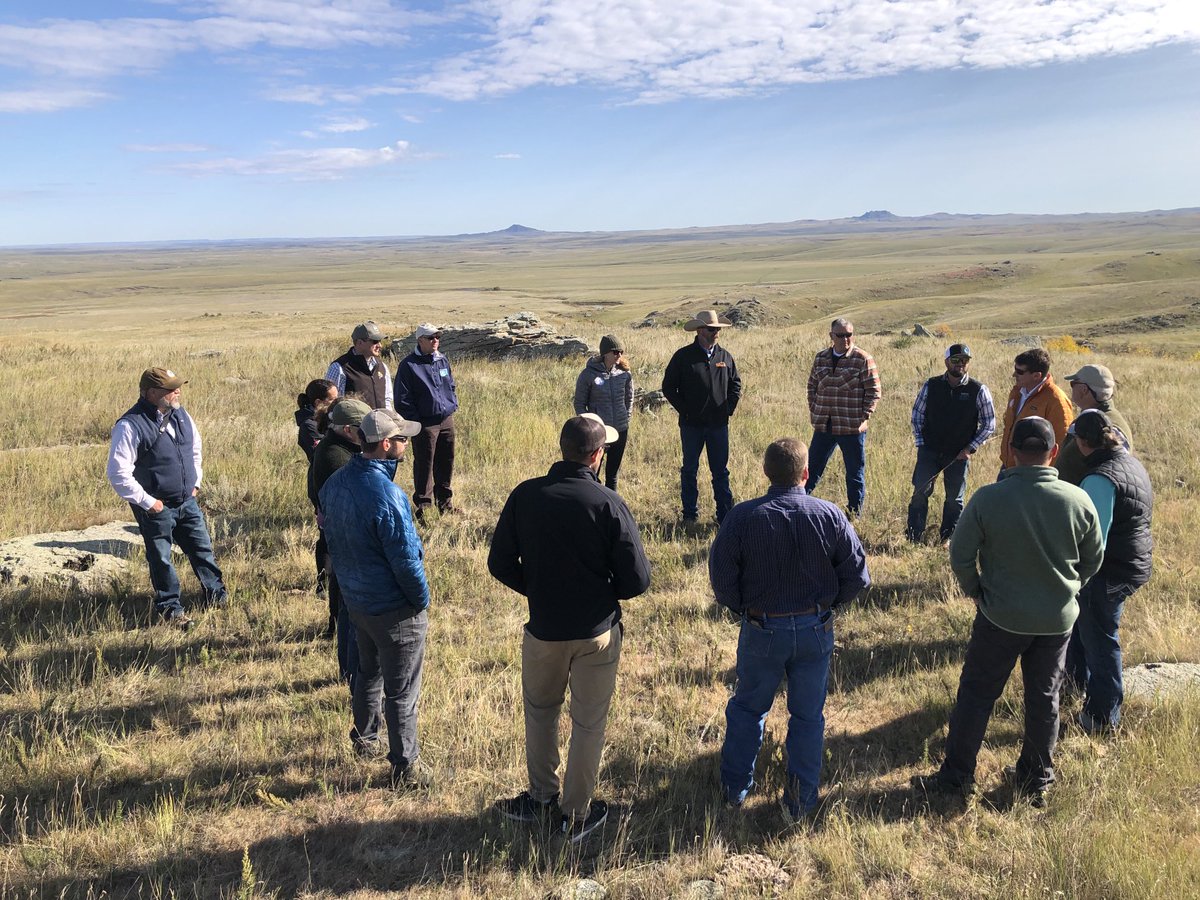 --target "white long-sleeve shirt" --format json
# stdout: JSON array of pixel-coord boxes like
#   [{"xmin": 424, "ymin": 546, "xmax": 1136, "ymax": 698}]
[{"xmin": 106, "ymin": 408, "xmax": 203, "ymax": 509}]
